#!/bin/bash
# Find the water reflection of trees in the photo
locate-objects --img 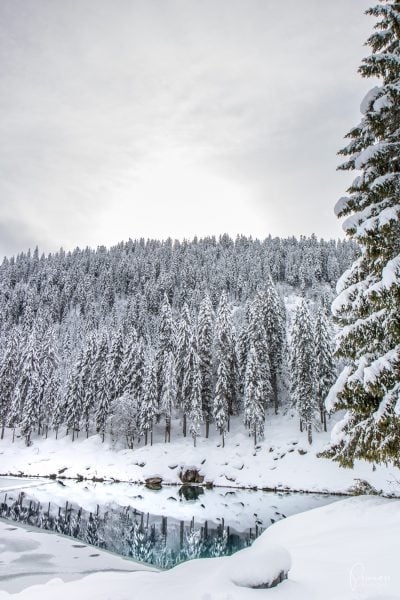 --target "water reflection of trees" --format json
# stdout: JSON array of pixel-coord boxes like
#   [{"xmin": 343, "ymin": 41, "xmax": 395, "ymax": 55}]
[{"xmin": 0, "ymin": 490, "xmax": 261, "ymax": 568}]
